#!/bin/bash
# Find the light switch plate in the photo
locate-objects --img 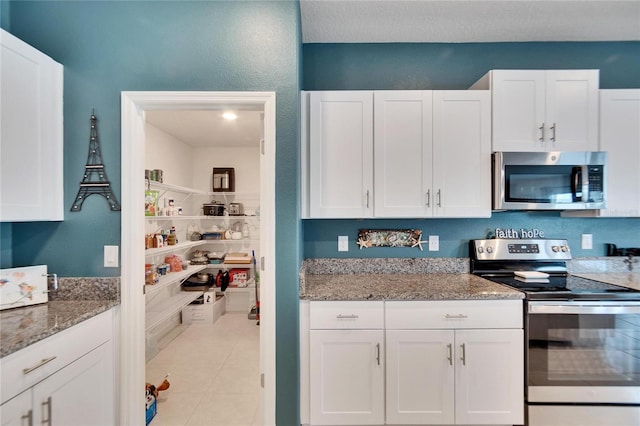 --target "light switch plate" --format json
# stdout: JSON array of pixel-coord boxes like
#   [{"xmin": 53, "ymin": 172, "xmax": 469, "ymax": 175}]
[
  {"xmin": 581, "ymin": 234, "xmax": 593, "ymax": 250},
  {"xmin": 428, "ymin": 235, "xmax": 439, "ymax": 251},
  {"xmin": 338, "ymin": 236, "xmax": 349, "ymax": 252},
  {"xmin": 104, "ymin": 245, "xmax": 119, "ymax": 267}
]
